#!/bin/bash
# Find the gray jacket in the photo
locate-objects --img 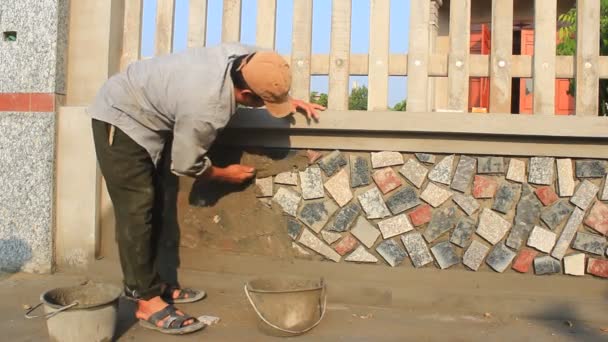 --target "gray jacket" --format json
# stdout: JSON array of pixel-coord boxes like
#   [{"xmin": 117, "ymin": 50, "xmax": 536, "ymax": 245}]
[{"xmin": 88, "ymin": 43, "xmax": 257, "ymax": 177}]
